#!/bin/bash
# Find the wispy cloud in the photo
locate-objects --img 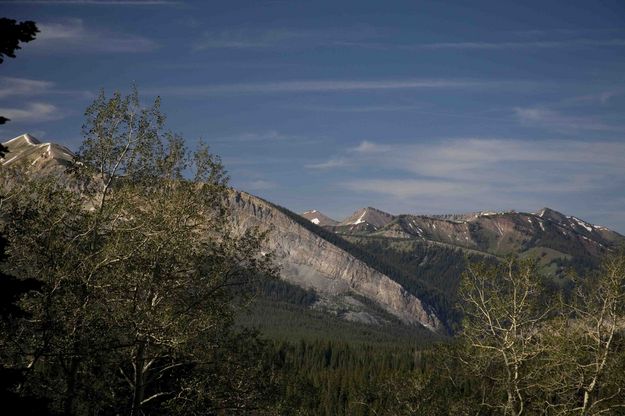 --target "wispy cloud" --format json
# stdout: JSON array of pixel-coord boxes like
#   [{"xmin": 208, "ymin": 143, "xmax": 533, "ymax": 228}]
[
  {"xmin": 353, "ymin": 138, "xmax": 624, "ymax": 175},
  {"xmin": 306, "ymin": 158, "xmax": 348, "ymax": 170},
  {"xmin": 419, "ymin": 38, "xmax": 625, "ymax": 50},
  {"xmin": 309, "ymin": 138, "xmax": 625, "ymax": 201},
  {"xmin": 210, "ymin": 130, "xmax": 323, "ymax": 148},
  {"xmin": 0, "ymin": 76, "xmax": 93, "ymax": 99},
  {"xmin": 341, "ymin": 178, "xmax": 467, "ymax": 198},
  {"xmin": 558, "ymin": 89, "xmax": 624, "ymax": 106},
  {"xmin": 0, "ymin": 0, "xmax": 179, "ymax": 4},
  {"xmin": 152, "ymin": 78, "xmax": 528, "ymax": 97},
  {"xmin": 341, "ymin": 38, "xmax": 625, "ymax": 51},
  {"xmin": 514, "ymin": 107, "xmax": 624, "ymax": 132},
  {"xmin": 193, "ymin": 27, "xmax": 379, "ymax": 51},
  {"xmin": 194, "ymin": 26, "xmax": 625, "ymax": 52},
  {"xmin": 0, "ymin": 77, "xmax": 54, "ymax": 99},
  {"xmin": 290, "ymin": 104, "xmax": 425, "ymax": 113},
  {"xmin": 512, "ymin": 28, "xmax": 625, "ymax": 37},
  {"xmin": 289, "ymin": 102, "xmax": 525, "ymax": 122},
  {"xmin": 0, "ymin": 102, "xmax": 64, "ymax": 122},
  {"xmin": 32, "ymin": 18, "xmax": 157, "ymax": 53},
  {"xmin": 213, "ymin": 130, "xmax": 297, "ymax": 143},
  {"xmin": 194, "ymin": 29, "xmax": 304, "ymax": 50}
]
